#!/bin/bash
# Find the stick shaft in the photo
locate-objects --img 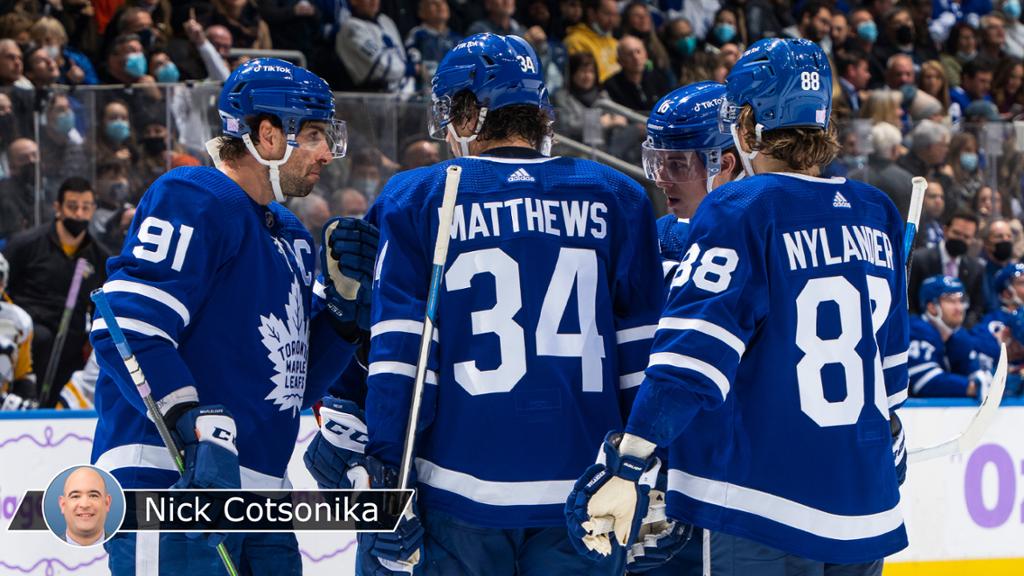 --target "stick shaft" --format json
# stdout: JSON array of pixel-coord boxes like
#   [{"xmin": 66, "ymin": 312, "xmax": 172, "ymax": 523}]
[
  {"xmin": 903, "ymin": 177, "xmax": 927, "ymax": 275},
  {"xmin": 41, "ymin": 258, "xmax": 91, "ymax": 403}
]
